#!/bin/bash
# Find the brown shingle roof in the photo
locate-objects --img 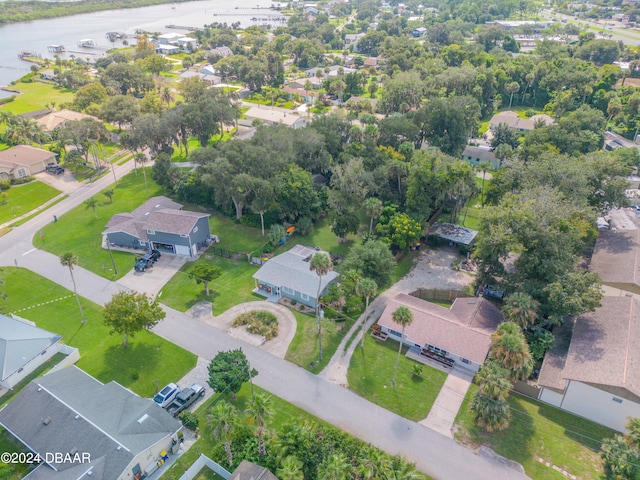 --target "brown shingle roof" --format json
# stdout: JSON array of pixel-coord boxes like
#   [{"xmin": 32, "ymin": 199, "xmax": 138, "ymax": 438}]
[
  {"xmin": 377, "ymin": 293, "xmax": 503, "ymax": 364},
  {"xmin": 0, "ymin": 145, "xmax": 56, "ymax": 169},
  {"xmin": 35, "ymin": 109, "xmax": 99, "ymax": 131},
  {"xmin": 230, "ymin": 460, "xmax": 279, "ymax": 480},
  {"xmin": 538, "ymin": 296, "xmax": 640, "ymax": 397},
  {"xmin": 145, "ymin": 209, "xmax": 208, "ymax": 235},
  {"xmin": 590, "ymin": 228, "xmax": 640, "ymax": 287}
]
